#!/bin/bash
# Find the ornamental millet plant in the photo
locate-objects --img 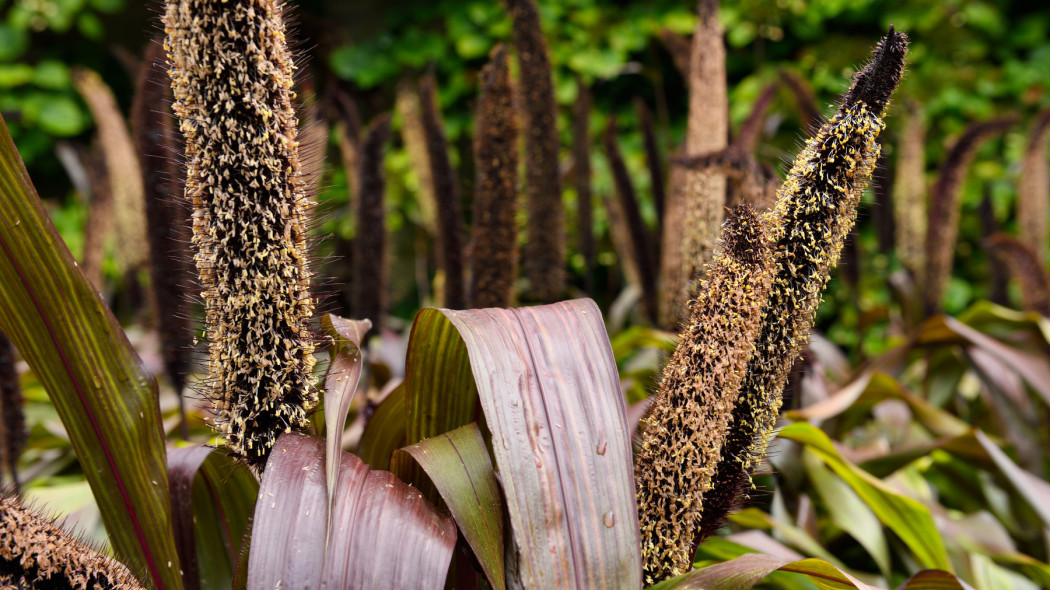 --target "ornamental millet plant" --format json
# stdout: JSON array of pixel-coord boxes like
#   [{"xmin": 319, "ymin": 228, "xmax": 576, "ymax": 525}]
[
  {"xmin": 636, "ymin": 27, "xmax": 909, "ymax": 583},
  {"xmin": 164, "ymin": 0, "xmax": 317, "ymax": 467}
]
